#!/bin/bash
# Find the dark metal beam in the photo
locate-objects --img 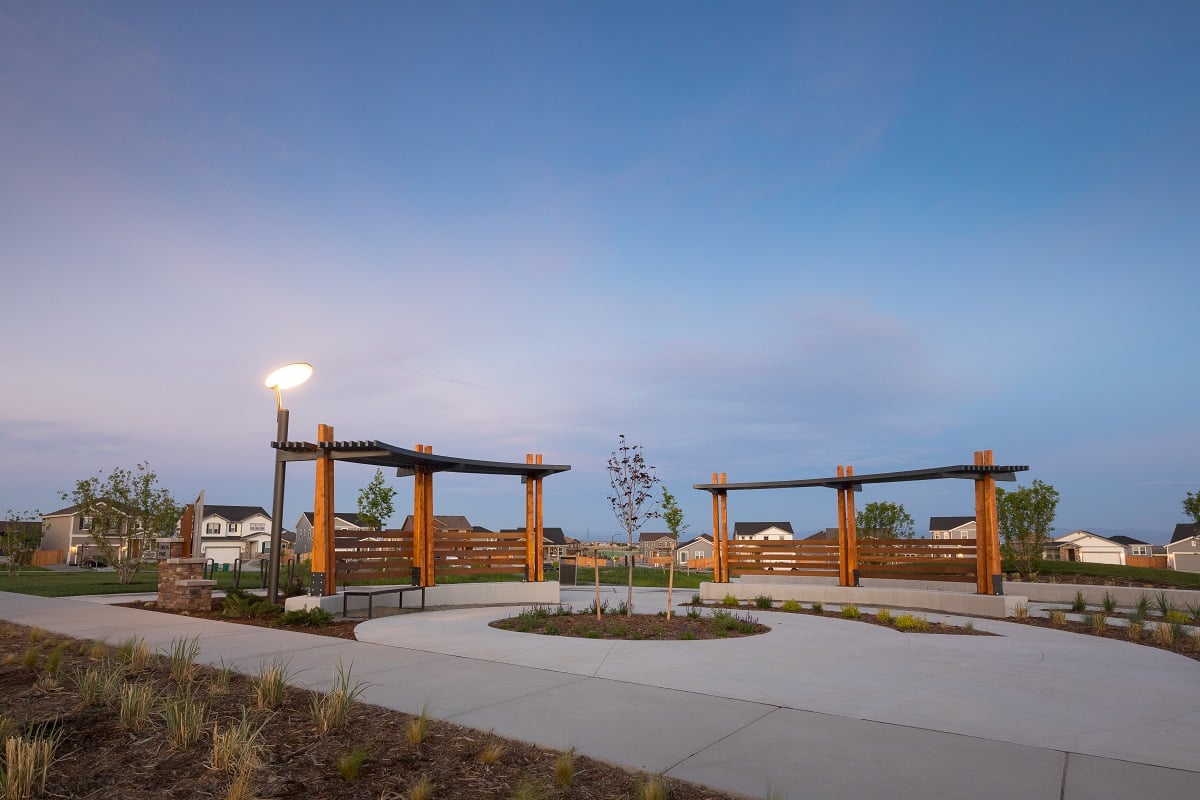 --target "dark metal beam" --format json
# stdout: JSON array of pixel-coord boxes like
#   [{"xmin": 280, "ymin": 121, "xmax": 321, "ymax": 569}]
[{"xmin": 693, "ymin": 464, "xmax": 1028, "ymax": 493}]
